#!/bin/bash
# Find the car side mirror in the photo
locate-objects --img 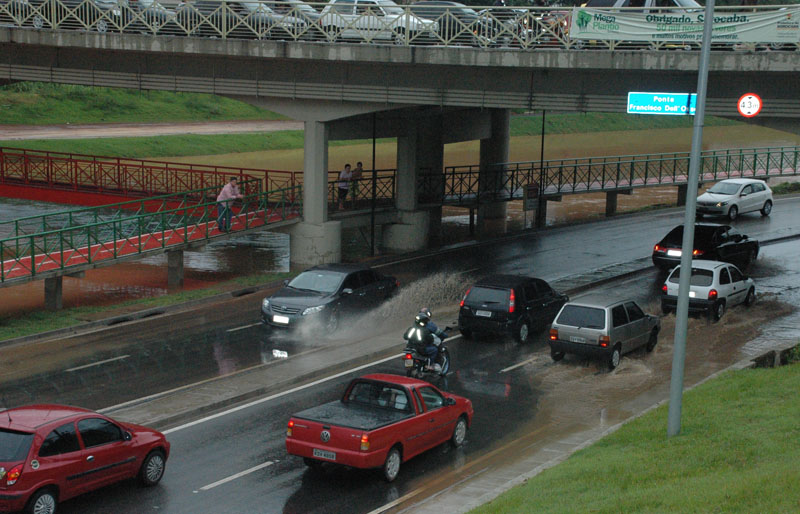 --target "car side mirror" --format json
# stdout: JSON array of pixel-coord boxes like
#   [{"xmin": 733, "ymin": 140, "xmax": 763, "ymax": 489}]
[
  {"xmin": 124, "ymin": 431, "xmax": 132, "ymax": 441},
  {"xmin": 283, "ymin": 279, "xmax": 289, "ymax": 285},
  {"xmin": 342, "ymin": 288, "xmax": 353, "ymax": 295},
  {"xmin": 445, "ymin": 397, "xmax": 456, "ymax": 406}
]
